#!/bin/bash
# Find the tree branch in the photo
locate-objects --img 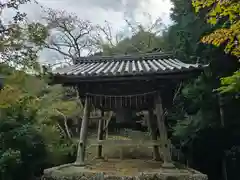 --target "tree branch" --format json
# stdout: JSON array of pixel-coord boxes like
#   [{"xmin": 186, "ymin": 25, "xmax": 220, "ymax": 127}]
[{"xmin": 55, "ymin": 109, "xmax": 72, "ymax": 140}]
